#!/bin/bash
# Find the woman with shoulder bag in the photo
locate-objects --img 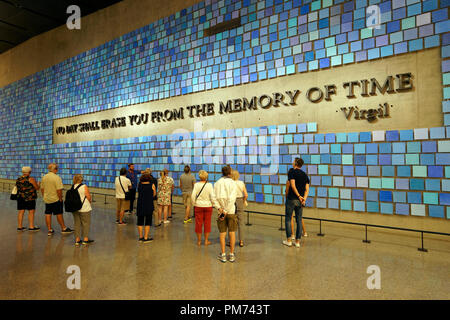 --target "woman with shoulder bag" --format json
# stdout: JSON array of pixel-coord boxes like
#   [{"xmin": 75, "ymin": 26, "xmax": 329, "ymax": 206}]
[
  {"xmin": 72, "ymin": 174, "xmax": 93, "ymax": 246},
  {"xmin": 191, "ymin": 170, "xmax": 221, "ymax": 246},
  {"xmin": 16, "ymin": 166, "xmax": 40, "ymax": 232}
]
